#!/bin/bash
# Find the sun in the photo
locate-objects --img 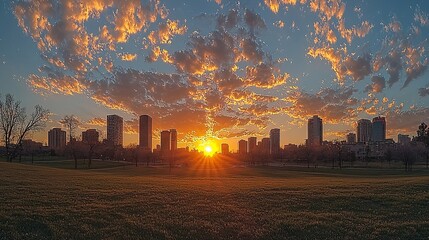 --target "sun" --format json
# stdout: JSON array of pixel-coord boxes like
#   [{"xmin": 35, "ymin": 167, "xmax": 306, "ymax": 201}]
[{"xmin": 204, "ymin": 145, "xmax": 213, "ymax": 156}]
